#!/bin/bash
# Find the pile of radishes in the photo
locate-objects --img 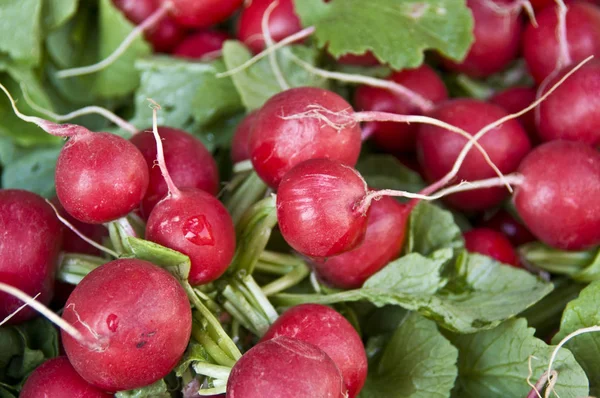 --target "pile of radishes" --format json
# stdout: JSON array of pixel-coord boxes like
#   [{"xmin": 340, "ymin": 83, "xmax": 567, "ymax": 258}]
[{"xmin": 2, "ymin": 0, "xmax": 600, "ymax": 396}]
